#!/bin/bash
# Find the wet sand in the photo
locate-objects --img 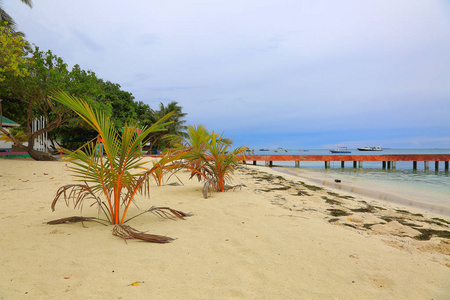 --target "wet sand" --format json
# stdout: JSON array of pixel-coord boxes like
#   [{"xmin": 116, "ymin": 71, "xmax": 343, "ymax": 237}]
[{"xmin": 276, "ymin": 166, "xmax": 450, "ymax": 217}]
